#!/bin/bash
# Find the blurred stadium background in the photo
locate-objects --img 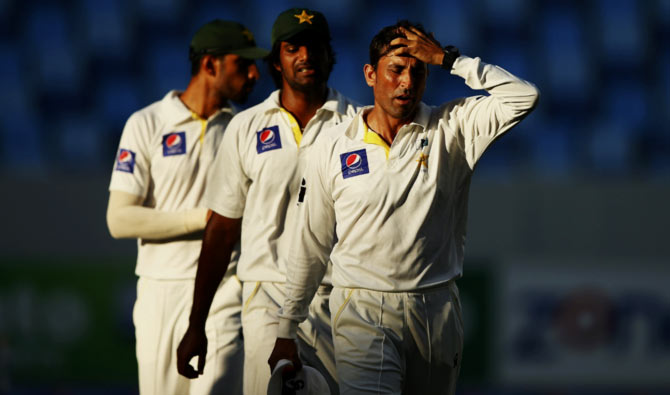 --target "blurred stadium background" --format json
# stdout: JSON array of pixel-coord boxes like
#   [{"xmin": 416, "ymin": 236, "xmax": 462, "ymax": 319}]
[{"xmin": 1, "ymin": 0, "xmax": 669, "ymax": 393}]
